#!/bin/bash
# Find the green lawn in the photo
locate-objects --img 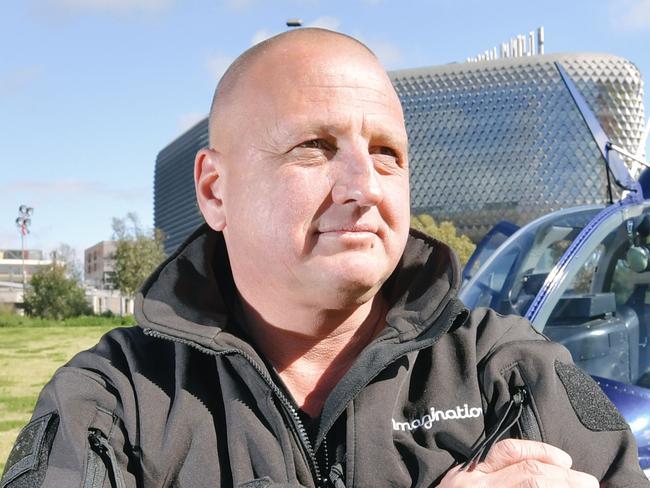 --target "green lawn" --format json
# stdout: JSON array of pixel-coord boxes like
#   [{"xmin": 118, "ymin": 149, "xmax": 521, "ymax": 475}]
[{"xmin": 0, "ymin": 325, "xmax": 118, "ymax": 473}]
